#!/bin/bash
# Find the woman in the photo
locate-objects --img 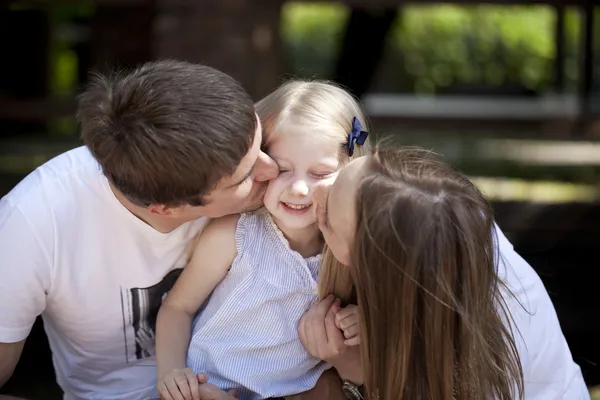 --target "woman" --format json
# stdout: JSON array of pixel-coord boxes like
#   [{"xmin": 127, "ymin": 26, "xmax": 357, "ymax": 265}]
[{"xmin": 300, "ymin": 146, "xmax": 589, "ymax": 400}]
